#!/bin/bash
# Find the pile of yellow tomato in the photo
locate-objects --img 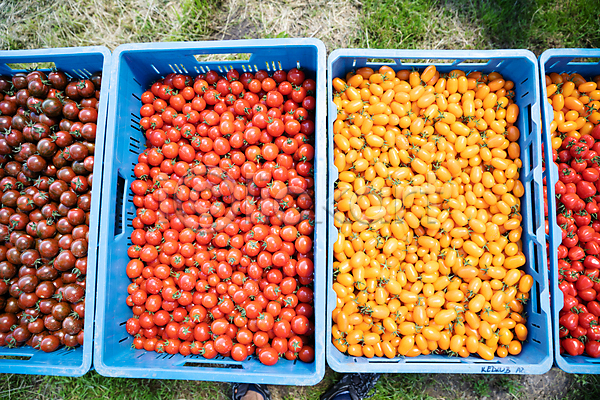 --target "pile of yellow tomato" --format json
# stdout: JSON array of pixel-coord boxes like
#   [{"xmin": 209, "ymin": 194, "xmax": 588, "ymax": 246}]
[{"xmin": 331, "ymin": 64, "xmax": 533, "ymax": 360}]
